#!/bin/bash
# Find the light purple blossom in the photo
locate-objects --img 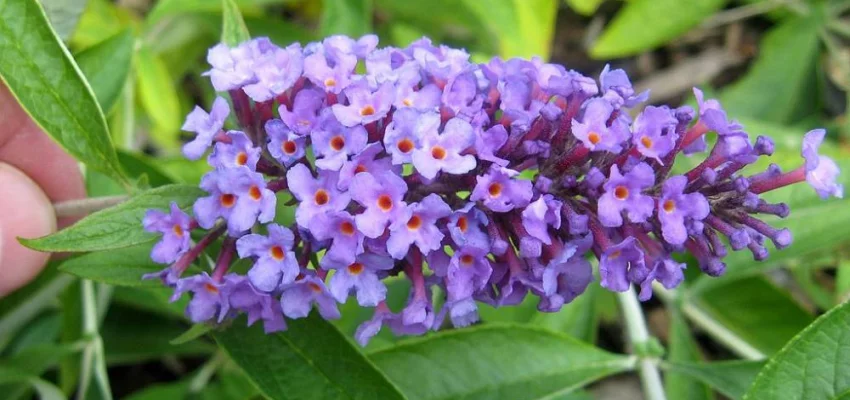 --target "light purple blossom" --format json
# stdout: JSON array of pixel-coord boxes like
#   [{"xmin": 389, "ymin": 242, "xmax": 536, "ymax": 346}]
[
  {"xmin": 243, "ymin": 43, "xmax": 303, "ymax": 102},
  {"xmin": 338, "ymin": 143, "xmax": 398, "ymax": 190},
  {"xmin": 311, "ymin": 211, "xmax": 365, "ymax": 268},
  {"xmin": 208, "ymin": 131, "xmax": 260, "ymax": 170},
  {"xmin": 194, "ymin": 168, "xmax": 276, "ymax": 235},
  {"xmin": 474, "ymin": 125, "xmax": 509, "ymax": 166},
  {"xmin": 327, "ymin": 253, "xmax": 394, "ymax": 306},
  {"xmin": 539, "ymin": 245, "xmax": 593, "ymax": 310},
  {"xmin": 143, "ymin": 202, "xmax": 193, "ymax": 264},
  {"xmin": 223, "ymin": 275, "xmax": 287, "ymax": 333},
  {"xmin": 632, "ymin": 106, "xmax": 677, "ymax": 163},
  {"xmin": 332, "ymin": 82, "xmax": 395, "ymax": 127},
  {"xmin": 599, "ymin": 237, "xmax": 645, "ymax": 292},
  {"xmin": 280, "ymin": 87, "xmax": 325, "ymax": 135},
  {"xmin": 311, "ymin": 110, "xmax": 368, "ymax": 170},
  {"xmin": 172, "ymin": 273, "xmax": 230, "ymax": 323},
  {"xmin": 521, "ymin": 195, "xmax": 562, "ymax": 245},
  {"xmin": 658, "ymin": 176, "xmax": 710, "ymax": 245},
  {"xmin": 411, "ymin": 118, "xmax": 477, "ymax": 179},
  {"xmin": 470, "ymin": 166, "xmax": 533, "ymax": 212},
  {"xmin": 572, "ymin": 98, "xmax": 630, "ymax": 152},
  {"xmin": 383, "ymin": 109, "xmax": 437, "ymax": 164},
  {"xmin": 600, "ymin": 64, "xmax": 649, "ymax": 108},
  {"xmin": 182, "ymin": 97, "xmax": 230, "ymax": 160},
  {"xmin": 350, "ymin": 172, "xmax": 409, "ymax": 238},
  {"xmin": 387, "ymin": 194, "xmax": 452, "ymax": 259},
  {"xmin": 598, "ymin": 163, "xmax": 655, "ymax": 227},
  {"xmin": 447, "ymin": 203, "xmax": 490, "ymax": 250},
  {"xmin": 236, "ymin": 224, "xmax": 299, "ymax": 292},
  {"xmin": 802, "ymin": 129, "xmax": 843, "ymax": 199},
  {"xmin": 286, "ymin": 164, "xmax": 351, "ymax": 230},
  {"xmin": 266, "ymin": 119, "xmax": 306, "ymax": 166},
  {"xmin": 279, "ymin": 274, "xmax": 340, "ymax": 320}
]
